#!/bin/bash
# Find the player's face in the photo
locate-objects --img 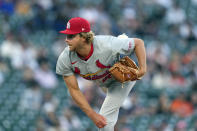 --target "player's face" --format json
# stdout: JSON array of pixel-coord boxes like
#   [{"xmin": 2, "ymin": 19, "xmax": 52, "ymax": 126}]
[{"xmin": 65, "ymin": 34, "xmax": 83, "ymax": 51}]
